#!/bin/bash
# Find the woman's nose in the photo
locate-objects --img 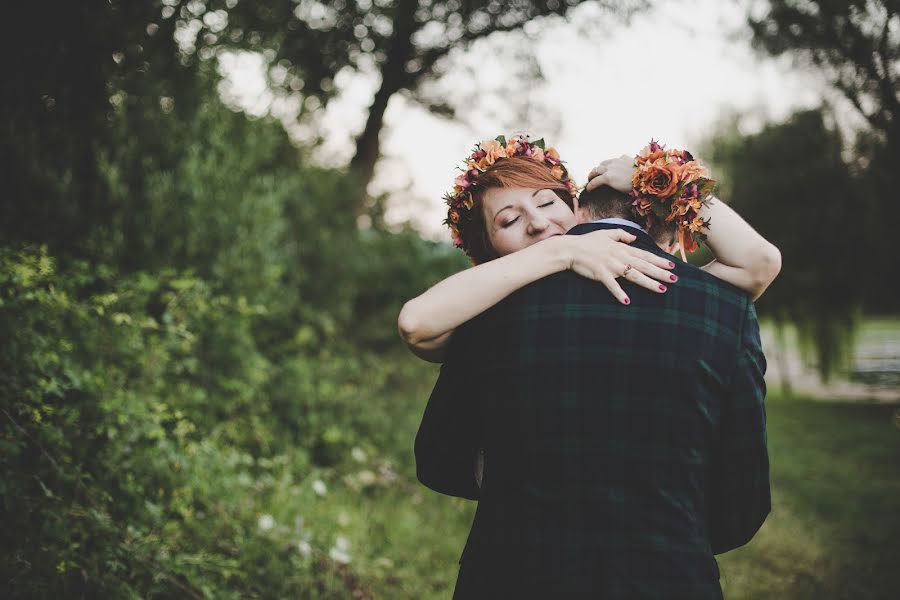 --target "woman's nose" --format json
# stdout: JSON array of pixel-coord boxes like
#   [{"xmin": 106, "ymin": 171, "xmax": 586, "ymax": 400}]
[{"xmin": 527, "ymin": 213, "xmax": 549, "ymax": 235}]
